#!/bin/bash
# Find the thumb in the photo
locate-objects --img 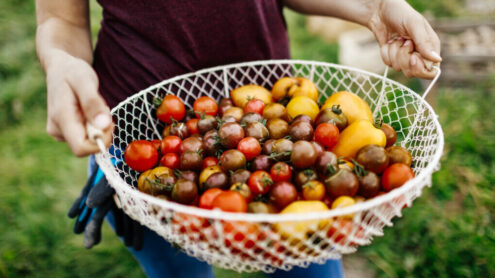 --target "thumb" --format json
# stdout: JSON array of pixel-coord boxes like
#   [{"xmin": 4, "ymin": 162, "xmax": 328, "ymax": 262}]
[{"xmin": 407, "ymin": 16, "xmax": 442, "ymax": 63}]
